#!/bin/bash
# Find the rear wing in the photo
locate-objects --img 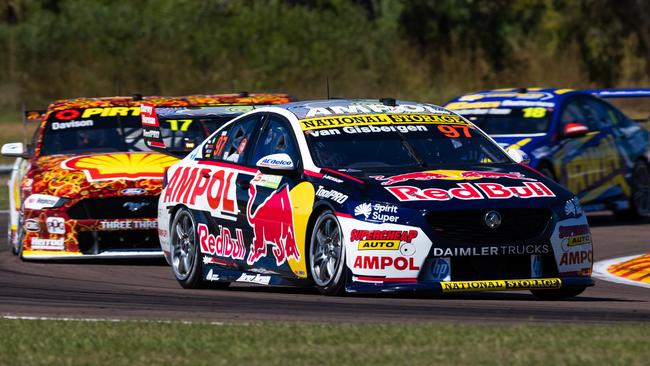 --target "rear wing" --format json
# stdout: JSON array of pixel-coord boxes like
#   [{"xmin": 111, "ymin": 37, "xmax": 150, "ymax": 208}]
[{"xmin": 585, "ymin": 88, "xmax": 650, "ymax": 123}]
